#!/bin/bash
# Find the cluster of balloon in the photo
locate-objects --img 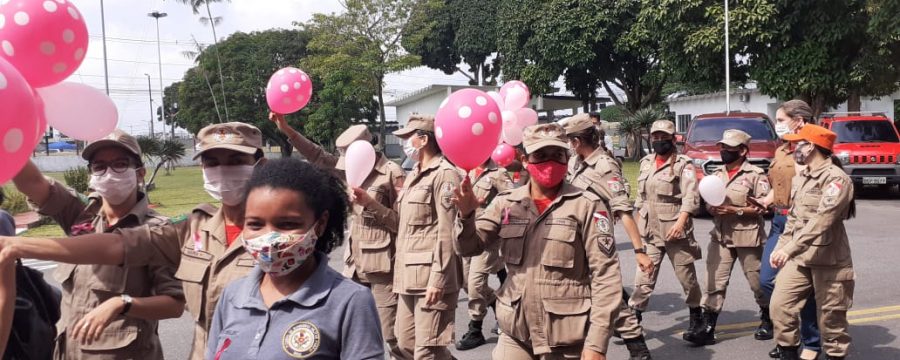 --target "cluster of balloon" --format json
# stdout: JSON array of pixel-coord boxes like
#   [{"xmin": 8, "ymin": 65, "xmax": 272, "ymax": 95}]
[
  {"xmin": 435, "ymin": 88, "xmax": 503, "ymax": 171},
  {"xmin": 485, "ymin": 81, "xmax": 536, "ymax": 168},
  {"xmin": 0, "ymin": 0, "xmax": 117, "ymax": 184}
]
